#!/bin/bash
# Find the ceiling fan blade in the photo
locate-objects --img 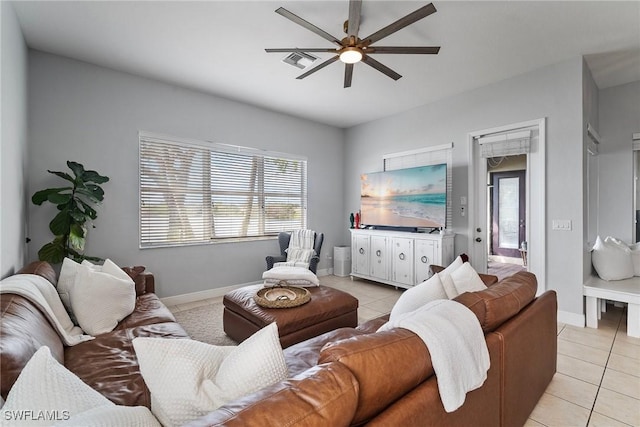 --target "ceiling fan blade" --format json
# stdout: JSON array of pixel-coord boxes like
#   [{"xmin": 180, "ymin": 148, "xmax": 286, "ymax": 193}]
[
  {"xmin": 276, "ymin": 7, "xmax": 343, "ymax": 46},
  {"xmin": 296, "ymin": 55, "xmax": 340, "ymax": 80},
  {"xmin": 362, "ymin": 3, "xmax": 436, "ymax": 47},
  {"xmin": 347, "ymin": 0, "xmax": 362, "ymax": 37},
  {"xmin": 344, "ymin": 63, "xmax": 354, "ymax": 88},
  {"xmin": 265, "ymin": 48, "xmax": 339, "ymax": 53},
  {"xmin": 367, "ymin": 46, "xmax": 440, "ymax": 55},
  {"xmin": 361, "ymin": 55, "xmax": 402, "ymax": 81}
]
